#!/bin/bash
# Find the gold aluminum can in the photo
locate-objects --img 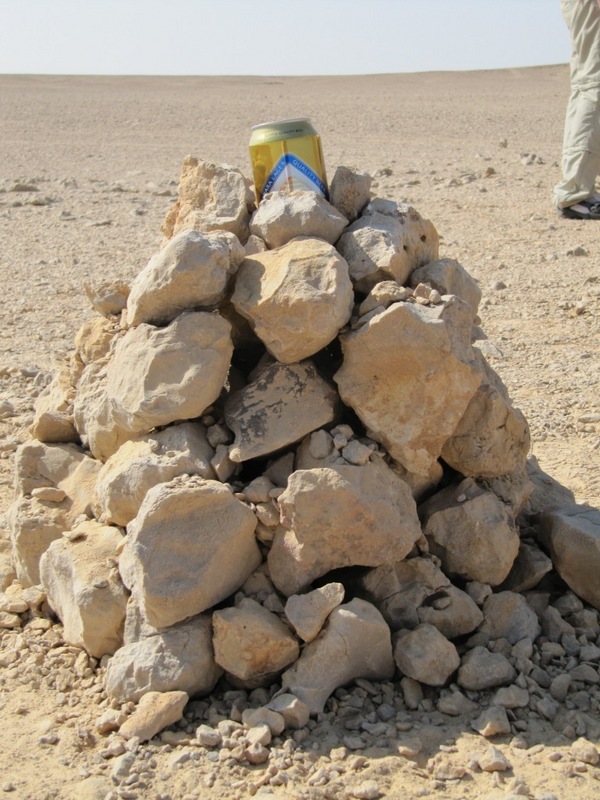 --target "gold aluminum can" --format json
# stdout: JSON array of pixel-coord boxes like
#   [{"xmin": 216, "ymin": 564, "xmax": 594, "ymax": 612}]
[{"xmin": 249, "ymin": 117, "xmax": 328, "ymax": 203}]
